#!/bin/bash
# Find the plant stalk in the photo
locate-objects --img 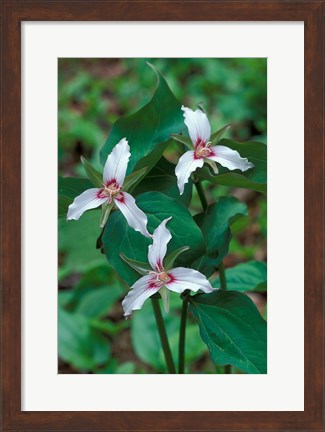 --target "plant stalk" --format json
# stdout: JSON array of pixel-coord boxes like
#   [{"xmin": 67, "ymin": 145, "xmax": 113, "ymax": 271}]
[
  {"xmin": 178, "ymin": 297, "xmax": 189, "ymax": 374},
  {"xmin": 194, "ymin": 180, "xmax": 208, "ymax": 211},
  {"xmin": 224, "ymin": 364, "xmax": 232, "ymax": 374},
  {"xmin": 219, "ymin": 261, "xmax": 227, "ymax": 291},
  {"xmin": 151, "ymin": 298, "xmax": 176, "ymax": 374}
]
